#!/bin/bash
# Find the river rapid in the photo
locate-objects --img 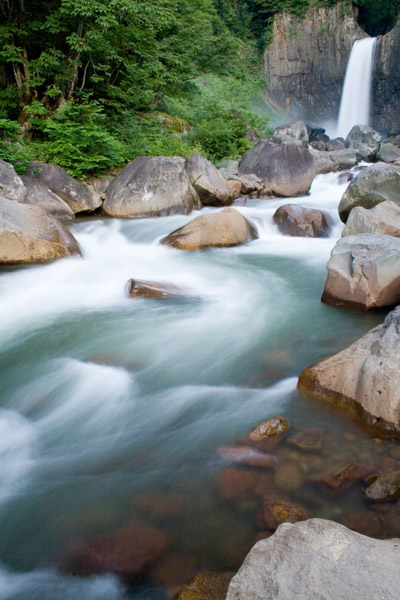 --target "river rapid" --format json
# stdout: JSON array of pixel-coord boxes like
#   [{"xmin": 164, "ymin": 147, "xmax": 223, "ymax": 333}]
[{"xmin": 0, "ymin": 171, "xmax": 397, "ymax": 599}]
